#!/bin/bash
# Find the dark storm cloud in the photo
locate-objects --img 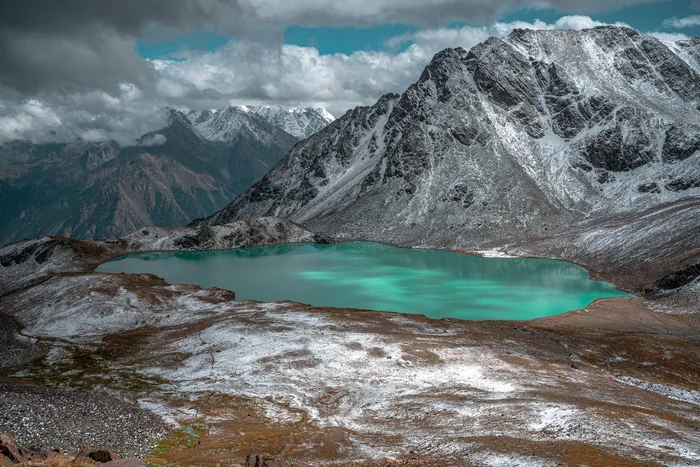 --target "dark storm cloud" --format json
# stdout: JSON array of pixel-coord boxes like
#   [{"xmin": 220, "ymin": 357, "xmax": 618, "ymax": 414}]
[
  {"xmin": 0, "ymin": 29, "xmax": 154, "ymax": 96},
  {"xmin": 0, "ymin": 0, "xmax": 658, "ymax": 32},
  {"xmin": 0, "ymin": 1, "xmax": 247, "ymax": 35},
  {"xmin": 0, "ymin": 1, "xmax": 248, "ymax": 96},
  {"xmin": 263, "ymin": 0, "xmax": 663, "ymax": 29}
]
